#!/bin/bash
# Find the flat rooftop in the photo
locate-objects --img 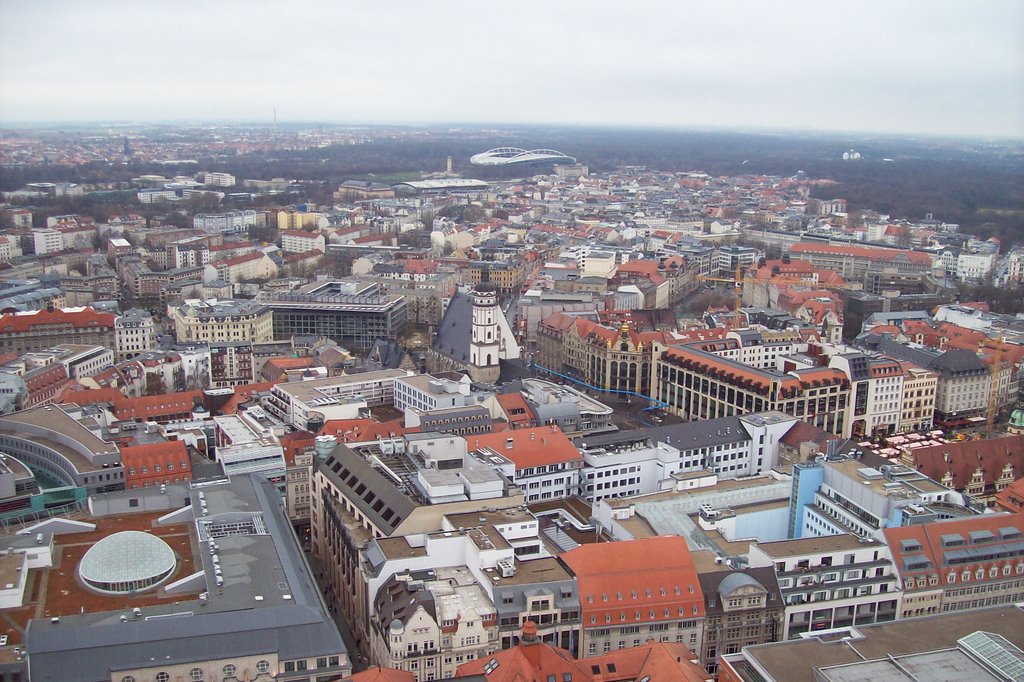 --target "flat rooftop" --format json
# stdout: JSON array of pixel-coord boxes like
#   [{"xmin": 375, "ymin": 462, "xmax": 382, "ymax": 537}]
[
  {"xmin": 730, "ymin": 605, "xmax": 1024, "ymax": 682},
  {"xmin": 0, "ymin": 510, "xmax": 201, "ymax": 651},
  {"xmin": 25, "ymin": 475, "xmax": 345, "ymax": 680},
  {"xmin": 830, "ymin": 458, "xmax": 949, "ymax": 495},
  {"xmin": 272, "ymin": 368, "xmax": 408, "ymax": 402},
  {"xmin": 752, "ymin": 534, "xmax": 884, "ymax": 558},
  {"xmin": 609, "ymin": 476, "xmax": 792, "ymax": 552},
  {"xmin": 0, "ymin": 404, "xmax": 120, "ymax": 461},
  {"xmin": 480, "ymin": 556, "xmax": 572, "ymax": 587}
]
